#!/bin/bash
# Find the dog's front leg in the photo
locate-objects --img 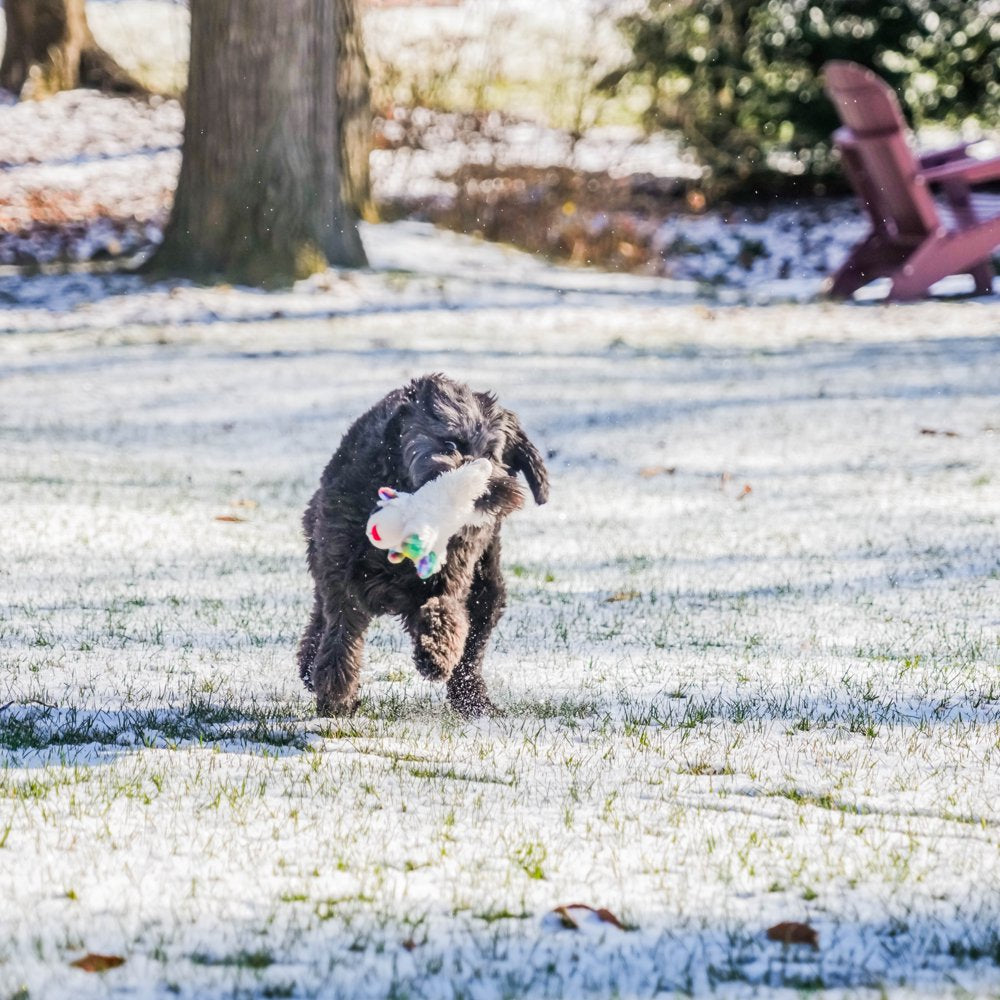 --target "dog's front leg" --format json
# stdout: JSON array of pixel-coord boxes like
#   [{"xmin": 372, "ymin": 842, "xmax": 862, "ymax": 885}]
[
  {"xmin": 310, "ymin": 606, "xmax": 371, "ymax": 716},
  {"xmin": 446, "ymin": 535, "xmax": 505, "ymax": 718},
  {"xmin": 404, "ymin": 536, "xmax": 490, "ymax": 682},
  {"xmin": 405, "ymin": 594, "xmax": 470, "ymax": 682}
]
